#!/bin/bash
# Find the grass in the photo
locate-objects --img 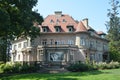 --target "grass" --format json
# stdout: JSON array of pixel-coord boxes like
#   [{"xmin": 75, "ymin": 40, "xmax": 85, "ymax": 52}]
[{"xmin": 0, "ymin": 69, "xmax": 120, "ymax": 80}]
